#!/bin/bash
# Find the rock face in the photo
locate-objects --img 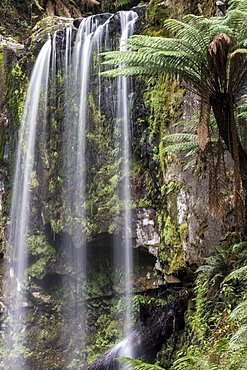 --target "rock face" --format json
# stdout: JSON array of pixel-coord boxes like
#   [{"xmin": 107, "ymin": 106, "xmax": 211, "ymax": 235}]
[
  {"xmin": 135, "ymin": 208, "xmax": 160, "ymax": 250},
  {"xmin": 0, "ymin": 38, "xmax": 24, "ymax": 305},
  {"xmin": 160, "ymin": 90, "xmax": 234, "ymax": 271}
]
